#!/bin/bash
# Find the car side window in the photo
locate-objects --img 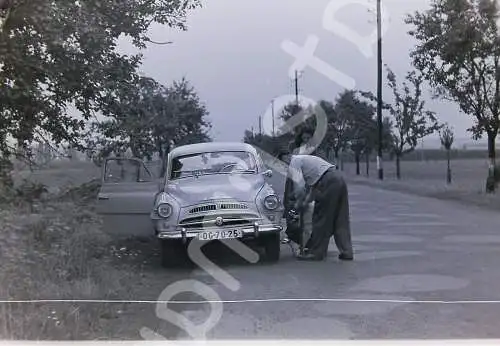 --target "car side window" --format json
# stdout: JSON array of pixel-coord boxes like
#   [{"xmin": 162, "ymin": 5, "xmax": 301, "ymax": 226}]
[{"xmin": 104, "ymin": 159, "xmax": 152, "ymax": 183}]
